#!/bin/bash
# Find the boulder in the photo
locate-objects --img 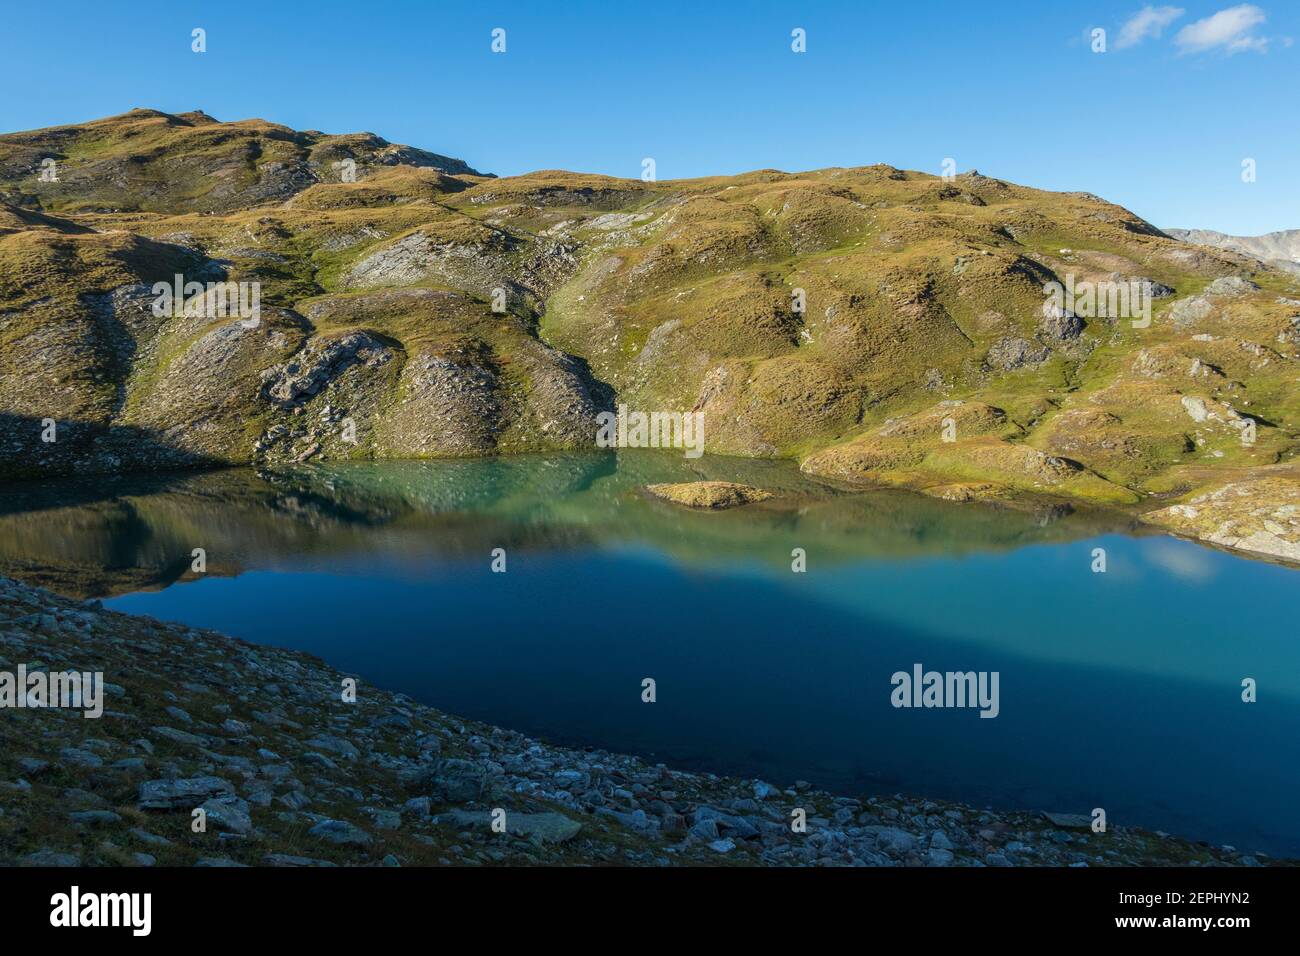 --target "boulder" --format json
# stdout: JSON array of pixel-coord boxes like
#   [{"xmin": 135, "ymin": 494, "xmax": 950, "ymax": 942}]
[{"xmin": 138, "ymin": 776, "xmax": 234, "ymax": 810}]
